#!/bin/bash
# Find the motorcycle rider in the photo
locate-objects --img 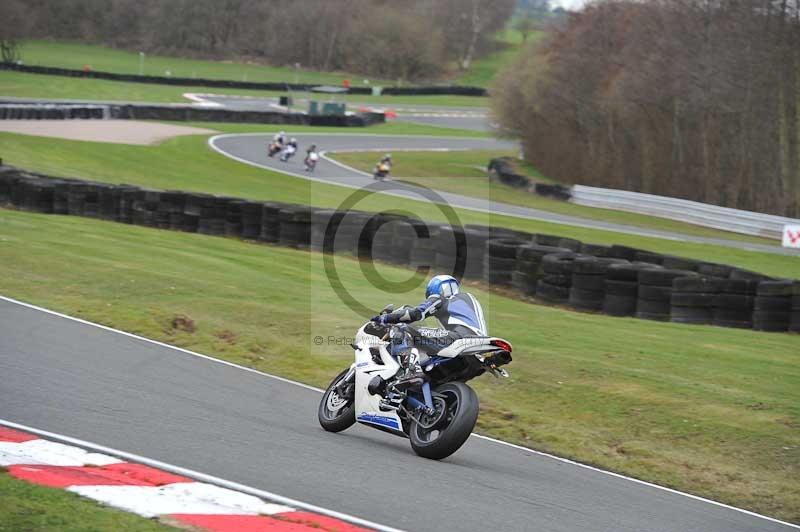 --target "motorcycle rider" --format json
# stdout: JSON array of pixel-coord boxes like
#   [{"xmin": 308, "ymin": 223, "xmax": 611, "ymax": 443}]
[
  {"xmin": 268, "ymin": 131, "xmax": 286, "ymax": 157},
  {"xmin": 371, "ymin": 274, "xmax": 486, "ymax": 389},
  {"xmin": 373, "ymin": 153, "xmax": 392, "ymax": 180},
  {"xmin": 280, "ymin": 137, "xmax": 299, "ymax": 162},
  {"xmin": 304, "ymin": 144, "xmax": 319, "ymax": 172}
]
